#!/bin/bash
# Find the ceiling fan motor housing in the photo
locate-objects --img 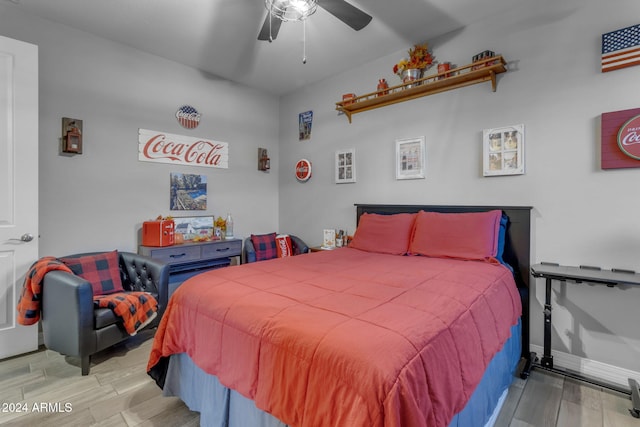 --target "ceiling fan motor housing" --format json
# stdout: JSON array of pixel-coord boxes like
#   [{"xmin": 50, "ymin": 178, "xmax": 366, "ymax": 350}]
[
  {"xmin": 265, "ymin": 0, "xmax": 318, "ymax": 22},
  {"xmin": 258, "ymin": 0, "xmax": 372, "ymax": 41}
]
